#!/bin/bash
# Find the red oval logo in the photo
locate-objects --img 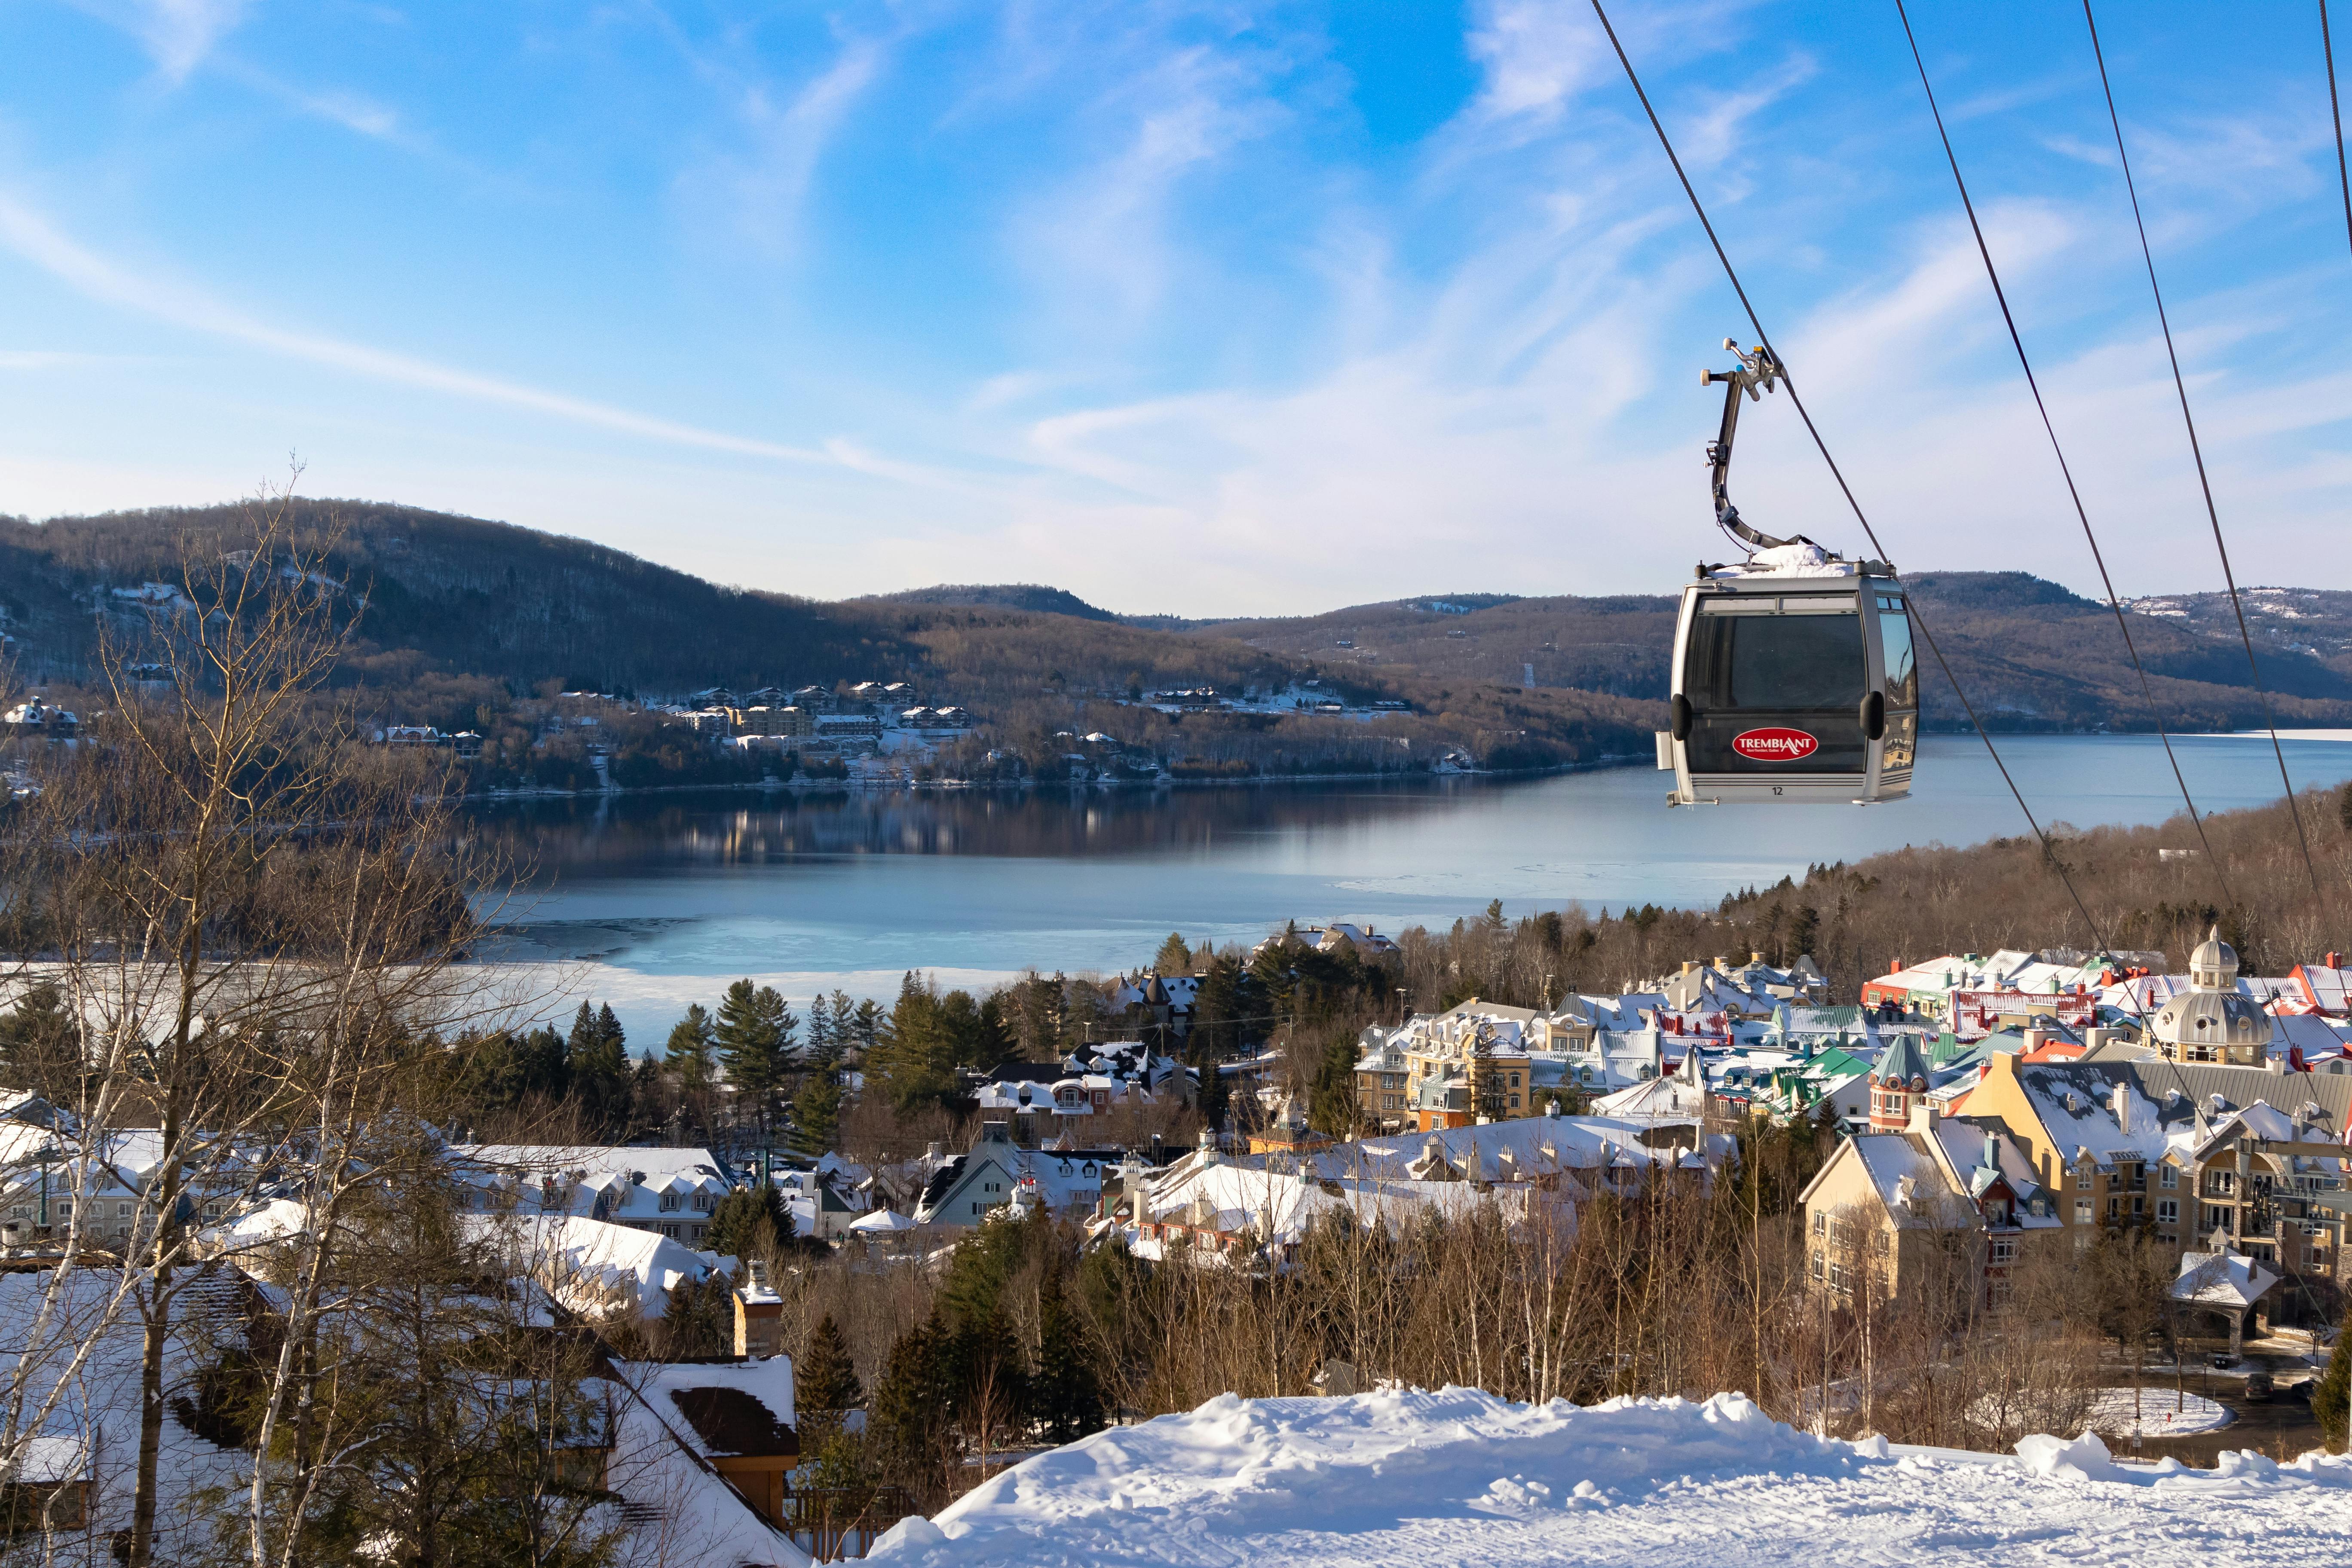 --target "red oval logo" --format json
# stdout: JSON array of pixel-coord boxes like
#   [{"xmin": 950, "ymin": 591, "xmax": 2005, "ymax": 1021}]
[{"xmin": 1732, "ymin": 727, "xmax": 1819, "ymax": 761}]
